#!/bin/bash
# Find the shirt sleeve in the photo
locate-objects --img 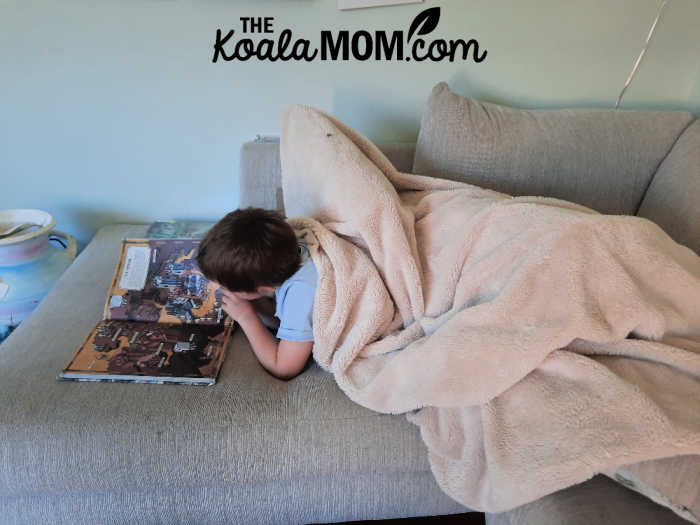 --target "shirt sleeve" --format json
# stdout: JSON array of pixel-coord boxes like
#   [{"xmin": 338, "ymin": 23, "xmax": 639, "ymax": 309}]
[{"xmin": 275, "ymin": 280, "xmax": 315, "ymax": 342}]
